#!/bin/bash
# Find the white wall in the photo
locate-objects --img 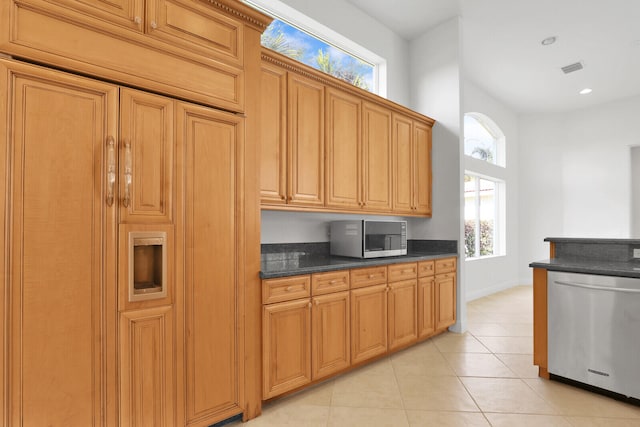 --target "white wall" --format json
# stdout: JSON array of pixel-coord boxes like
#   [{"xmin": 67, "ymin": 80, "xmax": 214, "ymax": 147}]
[
  {"xmin": 518, "ymin": 95, "xmax": 640, "ymax": 283},
  {"xmin": 463, "ymin": 80, "xmax": 521, "ymax": 300},
  {"xmin": 632, "ymin": 147, "xmax": 640, "ymax": 238},
  {"xmin": 261, "ymin": 211, "xmax": 405, "ymax": 243},
  {"xmin": 407, "ymin": 17, "xmax": 462, "ymax": 242},
  {"xmin": 407, "ymin": 18, "xmax": 464, "ymax": 332}
]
